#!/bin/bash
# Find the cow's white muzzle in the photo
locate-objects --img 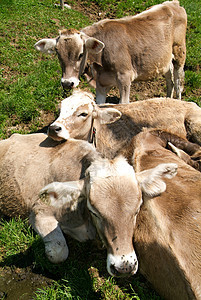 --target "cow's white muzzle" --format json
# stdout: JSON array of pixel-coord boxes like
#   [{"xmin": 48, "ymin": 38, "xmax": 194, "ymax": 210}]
[{"xmin": 107, "ymin": 251, "xmax": 138, "ymax": 277}]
